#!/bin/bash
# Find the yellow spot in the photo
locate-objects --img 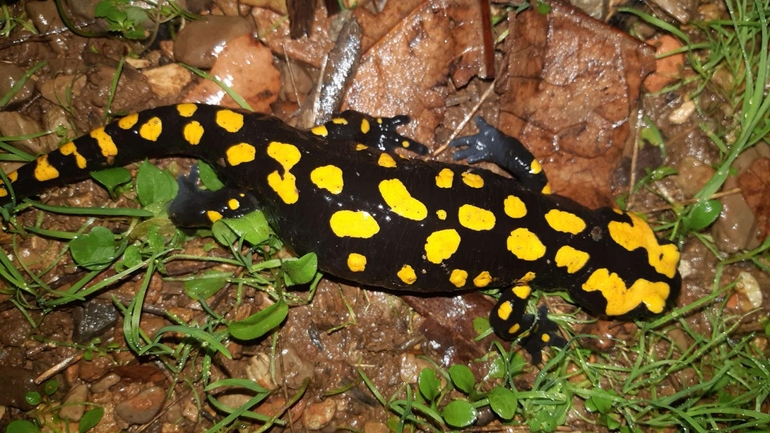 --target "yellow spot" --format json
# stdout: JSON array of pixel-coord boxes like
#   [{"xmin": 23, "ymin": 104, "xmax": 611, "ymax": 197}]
[
  {"xmin": 360, "ymin": 118, "xmax": 370, "ymax": 134},
  {"xmin": 379, "ymin": 179, "xmax": 427, "ymax": 221},
  {"xmin": 461, "ymin": 172, "xmax": 484, "ymax": 188},
  {"xmin": 216, "ymin": 109, "xmax": 244, "ymax": 133},
  {"xmin": 348, "ymin": 253, "xmax": 367, "ymax": 272},
  {"xmin": 397, "ymin": 265, "xmax": 417, "ymax": 285},
  {"xmin": 436, "ymin": 209, "xmax": 447, "ymax": 220},
  {"xmin": 473, "ymin": 271, "xmax": 492, "ymax": 288},
  {"xmin": 508, "ymin": 323, "xmax": 520, "ymax": 335},
  {"xmin": 504, "ymin": 195, "xmax": 527, "ymax": 218},
  {"xmin": 541, "ymin": 183, "xmax": 552, "ymax": 194},
  {"xmin": 608, "ymin": 213, "xmax": 680, "ymax": 279},
  {"xmin": 33, "ymin": 155, "xmax": 59, "ymax": 181},
  {"xmin": 497, "ymin": 301, "xmax": 513, "ymax": 321},
  {"xmin": 356, "ymin": 144, "xmax": 368, "ymax": 151},
  {"xmin": 402, "ymin": 140, "xmax": 410, "ymax": 148},
  {"xmin": 183, "ymin": 121, "xmax": 204, "ymax": 145},
  {"xmin": 177, "ymin": 103, "xmax": 197, "ymax": 117},
  {"xmin": 449, "ymin": 269, "xmax": 468, "ymax": 288},
  {"xmin": 329, "ymin": 210, "xmax": 380, "ymax": 238},
  {"xmin": 376, "ymin": 118, "xmax": 383, "ymax": 124},
  {"xmin": 545, "ymin": 209, "xmax": 586, "ymax": 235},
  {"xmin": 267, "ymin": 172, "xmax": 298, "ymax": 204},
  {"xmin": 424, "ymin": 229, "xmax": 461, "ymax": 264},
  {"xmin": 226, "ymin": 143, "xmax": 257, "ymax": 166},
  {"xmin": 268, "ymin": 142, "xmax": 301, "ymax": 170},
  {"xmin": 59, "ymin": 142, "xmax": 87, "ymax": 169},
  {"xmin": 530, "ymin": 159, "xmax": 542, "ymax": 174},
  {"xmin": 520, "ymin": 271, "xmax": 536, "ymax": 283},
  {"xmin": 507, "ymin": 228, "xmax": 546, "ymax": 261},
  {"xmin": 117, "ymin": 113, "xmax": 138, "ymax": 130},
  {"xmin": 513, "ymin": 285, "xmax": 531, "ymax": 299},
  {"xmin": 458, "ymin": 204, "xmax": 496, "ymax": 231},
  {"xmin": 266, "ymin": 142, "xmax": 301, "ymax": 204},
  {"xmin": 332, "ymin": 118, "xmax": 348, "ymax": 125},
  {"xmin": 90, "ymin": 127, "xmax": 118, "ymax": 157},
  {"xmin": 207, "ymin": 210, "xmax": 223, "ymax": 222},
  {"xmin": 541, "ymin": 333, "xmax": 550, "ymax": 343},
  {"xmin": 139, "ymin": 116, "xmax": 162, "ymax": 141},
  {"xmin": 377, "ymin": 153, "xmax": 397, "ymax": 168},
  {"xmin": 436, "ymin": 168, "xmax": 454, "ymax": 188},
  {"xmin": 311, "ymin": 125, "xmax": 328, "ymax": 136},
  {"xmin": 0, "ymin": 170, "xmax": 18, "ymax": 196},
  {"xmin": 555, "ymin": 246, "xmax": 590, "ymax": 274},
  {"xmin": 582, "ymin": 268, "xmax": 671, "ymax": 315},
  {"xmin": 310, "ymin": 165, "xmax": 344, "ymax": 194},
  {"xmin": 227, "ymin": 199, "xmax": 240, "ymax": 210}
]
